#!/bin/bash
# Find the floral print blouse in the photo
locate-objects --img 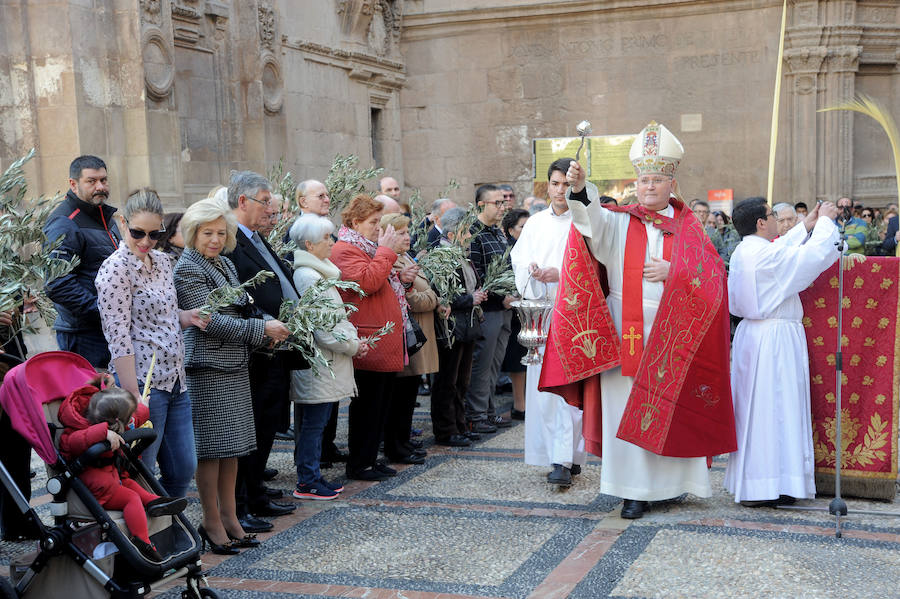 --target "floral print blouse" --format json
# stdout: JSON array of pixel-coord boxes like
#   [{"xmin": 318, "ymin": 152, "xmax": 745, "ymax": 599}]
[{"xmin": 95, "ymin": 245, "xmax": 186, "ymax": 392}]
